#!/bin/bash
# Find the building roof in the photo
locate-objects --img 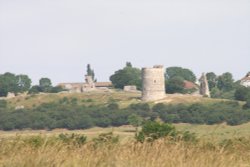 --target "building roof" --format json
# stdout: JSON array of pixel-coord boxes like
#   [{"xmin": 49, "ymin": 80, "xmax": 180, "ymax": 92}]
[
  {"xmin": 183, "ymin": 80, "xmax": 198, "ymax": 89},
  {"xmin": 95, "ymin": 82, "xmax": 113, "ymax": 87},
  {"xmin": 58, "ymin": 82, "xmax": 113, "ymax": 88},
  {"xmin": 58, "ymin": 83, "xmax": 83, "ymax": 86}
]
